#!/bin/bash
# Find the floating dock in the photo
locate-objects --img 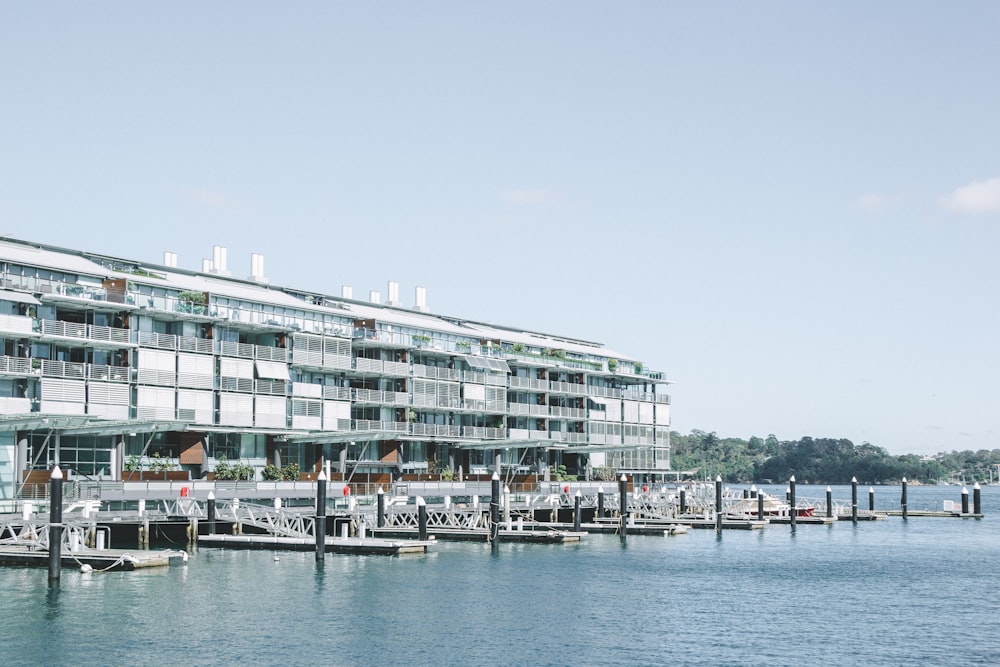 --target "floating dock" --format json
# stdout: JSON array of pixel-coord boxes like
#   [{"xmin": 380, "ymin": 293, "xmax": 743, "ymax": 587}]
[
  {"xmin": 884, "ymin": 510, "xmax": 984, "ymax": 519},
  {"xmin": 371, "ymin": 527, "xmax": 583, "ymax": 543},
  {"xmin": 198, "ymin": 533, "xmax": 433, "ymax": 554},
  {"xmin": 0, "ymin": 545, "xmax": 185, "ymax": 571}
]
